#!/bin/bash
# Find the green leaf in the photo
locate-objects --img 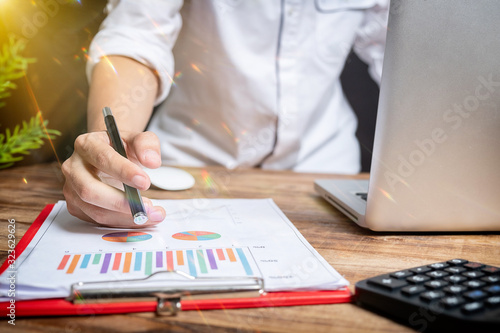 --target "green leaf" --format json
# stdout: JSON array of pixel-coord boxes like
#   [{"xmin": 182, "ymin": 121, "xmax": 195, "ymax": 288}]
[
  {"xmin": 0, "ymin": 36, "xmax": 37, "ymax": 108},
  {"xmin": 0, "ymin": 112, "xmax": 61, "ymax": 168}
]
